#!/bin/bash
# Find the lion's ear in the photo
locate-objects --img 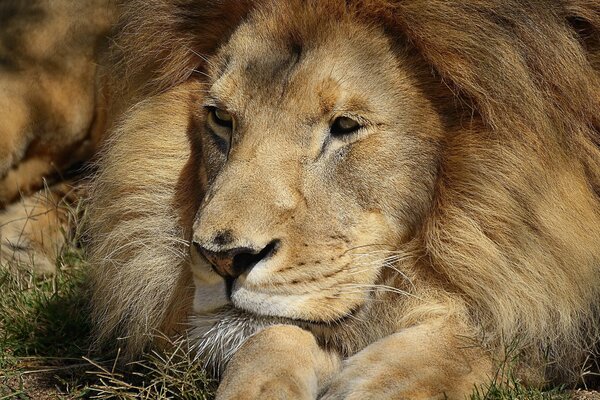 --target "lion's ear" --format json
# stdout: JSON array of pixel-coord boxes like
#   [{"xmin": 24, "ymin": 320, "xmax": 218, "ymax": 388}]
[{"xmin": 105, "ymin": 0, "xmax": 257, "ymax": 107}]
